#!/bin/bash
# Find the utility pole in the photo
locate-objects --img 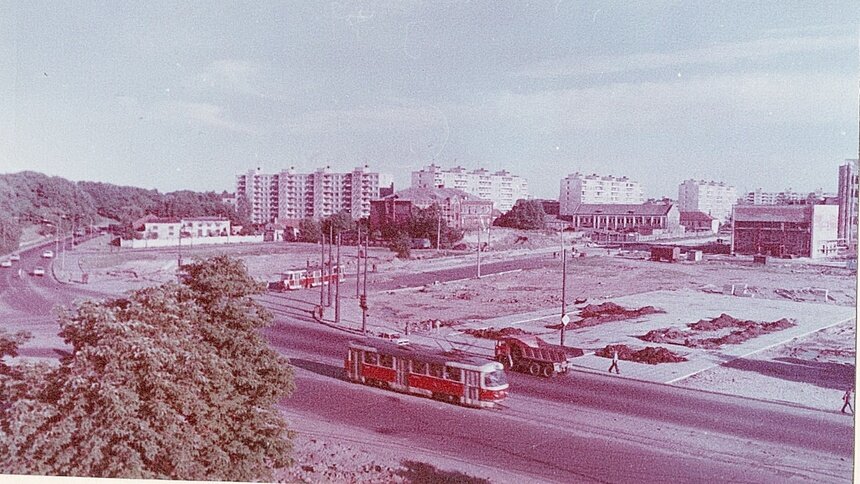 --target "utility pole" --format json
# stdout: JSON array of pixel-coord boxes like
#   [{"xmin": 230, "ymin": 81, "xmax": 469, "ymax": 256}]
[
  {"xmin": 560, "ymin": 230, "xmax": 570, "ymax": 346},
  {"xmin": 319, "ymin": 234, "xmax": 325, "ymax": 319},
  {"xmin": 327, "ymin": 225, "xmax": 333, "ymax": 307},
  {"xmin": 436, "ymin": 209, "xmax": 441, "ymax": 252},
  {"xmin": 476, "ymin": 223, "xmax": 482, "ymax": 279},
  {"xmin": 356, "ymin": 226, "xmax": 362, "ymax": 297},
  {"xmin": 335, "ymin": 232, "xmax": 341, "ymax": 323},
  {"xmin": 361, "ymin": 231, "xmax": 369, "ymax": 334}
]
